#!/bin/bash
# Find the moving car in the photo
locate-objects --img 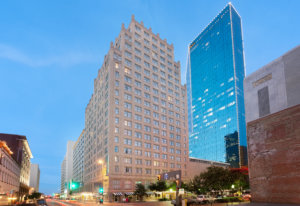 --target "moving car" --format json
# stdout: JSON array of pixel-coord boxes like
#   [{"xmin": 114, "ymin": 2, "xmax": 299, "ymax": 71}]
[{"xmin": 36, "ymin": 199, "xmax": 47, "ymax": 206}]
